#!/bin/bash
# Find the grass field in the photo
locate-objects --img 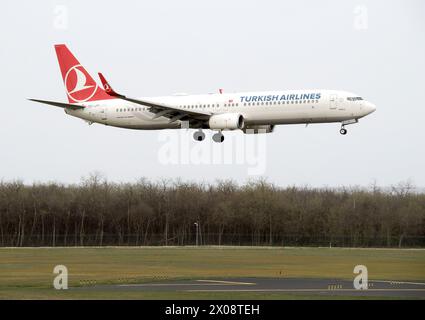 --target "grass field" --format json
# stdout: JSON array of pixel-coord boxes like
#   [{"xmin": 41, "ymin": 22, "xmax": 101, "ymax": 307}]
[{"xmin": 0, "ymin": 246, "xmax": 424, "ymax": 299}]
